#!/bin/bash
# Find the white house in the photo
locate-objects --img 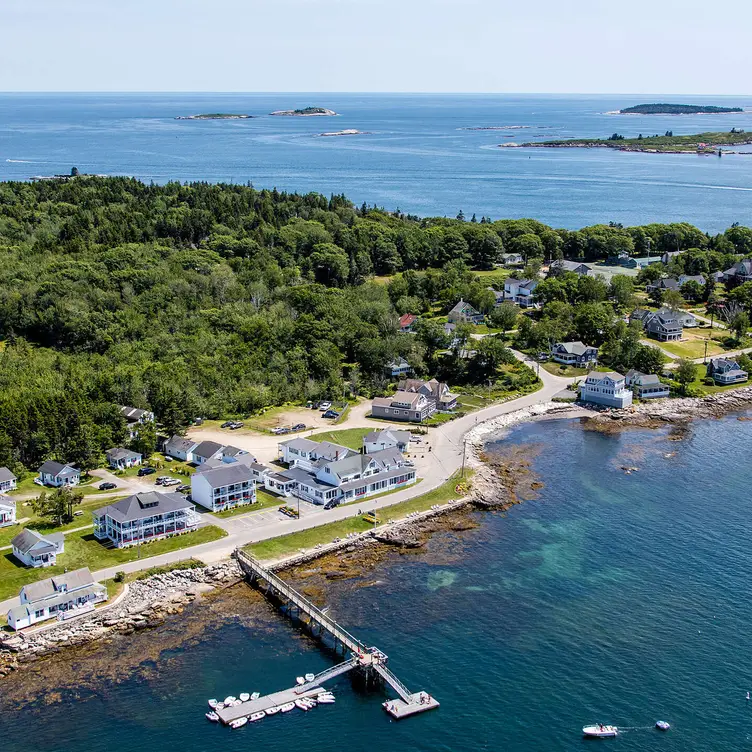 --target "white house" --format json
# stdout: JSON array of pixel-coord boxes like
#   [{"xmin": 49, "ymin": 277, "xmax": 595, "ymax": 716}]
[
  {"xmin": 548, "ymin": 259, "xmax": 592, "ymax": 276},
  {"xmin": 11, "ymin": 529, "xmax": 65, "ymax": 568},
  {"xmin": 385, "ymin": 357, "xmax": 412, "ymax": 378},
  {"xmin": 163, "ymin": 436, "xmax": 200, "ymax": 462},
  {"xmin": 363, "ymin": 429, "xmax": 412, "ymax": 454},
  {"xmin": 503, "ymin": 278, "xmax": 538, "ymax": 308},
  {"xmin": 7, "ymin": 568, "xmax": 107, "ymax": 631},
  {"xmin": 191, "ymin": 440, "xmax": 226, "ymax": 466},
  {"xmin": 37, "ymin": 461, "xmax": 80, "ymax": 488},
  {"xmin": 119, "ymin": 405, "xmax": 155, "ymax": 440},
  {"xmin": 0, "ymin": 466, "xmax": 18, "ymax": 492},
  {"xmin": 93, "ymin": 491, "xmax": 200, "ymax": 548},
  {"xmin": 105, "ymin": 447, "xmax": 143, "ymax": 470},
  {"xmin": 625, "ymin": 370, "xmax": 671, "ymax": 400},
  {"xmin": 279, "ymin": 438, "xmax": 355, "ymax": 471},
  {"xmin": 191, "ymin": 463, "xmax": 256, "ymax": 512},
  {"xmin": 0, "ymin": 495, "xmax": 16, "ymax": 527},
  {"xmin": 579, "ymin": 371, "xmax": 633, "ymax": 408}
]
